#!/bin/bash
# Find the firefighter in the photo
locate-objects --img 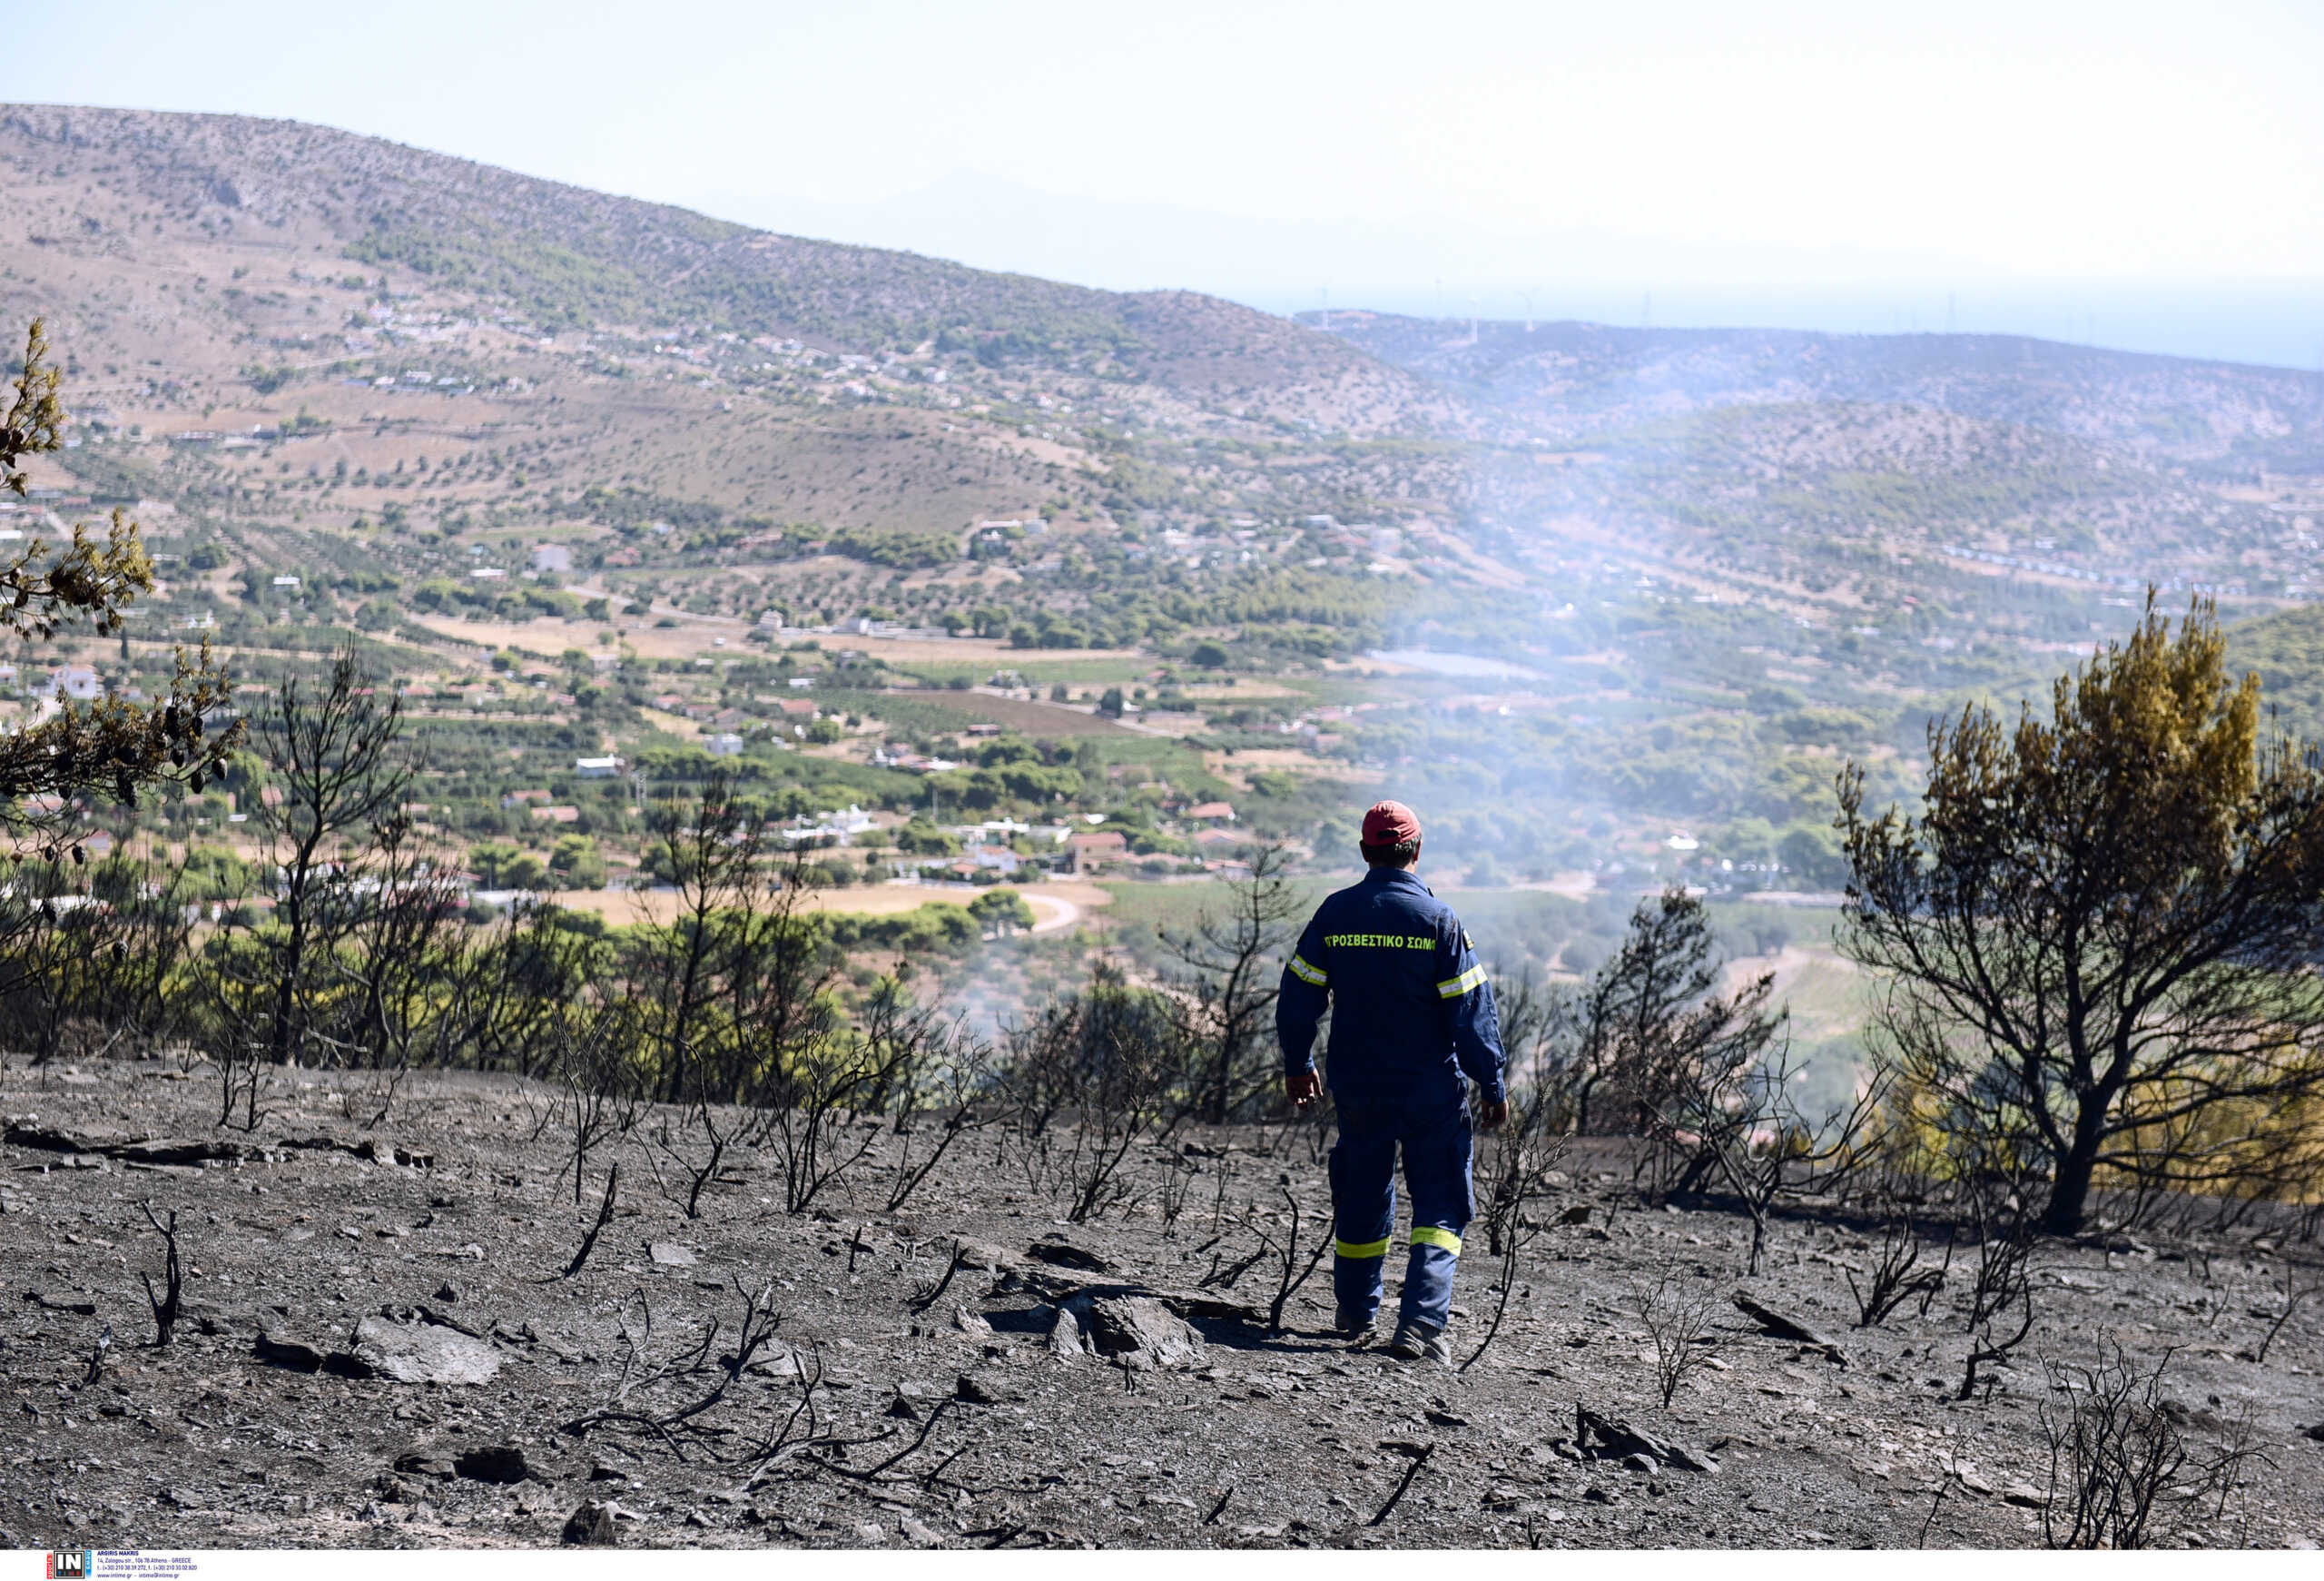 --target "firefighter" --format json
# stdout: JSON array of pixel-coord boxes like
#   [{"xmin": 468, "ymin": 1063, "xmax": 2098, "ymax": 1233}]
[{"xmin": 1277, "ymin": 799, "xmax": 1506, "ymax": 1363}]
